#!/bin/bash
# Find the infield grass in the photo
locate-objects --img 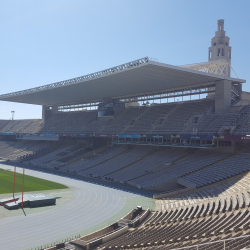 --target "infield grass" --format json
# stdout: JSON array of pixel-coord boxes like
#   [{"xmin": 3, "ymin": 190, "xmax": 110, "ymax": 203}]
[{"xmin": 0, "ymin": 168, "xmax": 68, "ymax": 194}]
